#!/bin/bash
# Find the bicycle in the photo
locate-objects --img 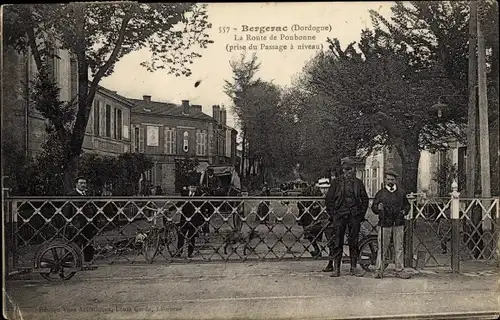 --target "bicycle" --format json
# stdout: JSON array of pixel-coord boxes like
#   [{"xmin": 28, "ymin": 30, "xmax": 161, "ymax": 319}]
[{"xmin": 136, "ymin": 206, "xmax": 179, "ymax": 264}]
